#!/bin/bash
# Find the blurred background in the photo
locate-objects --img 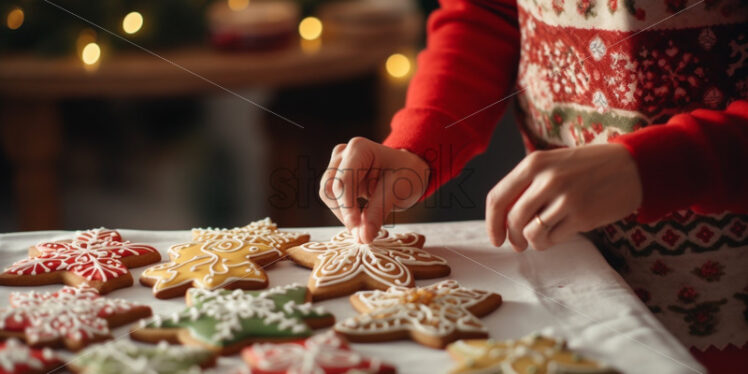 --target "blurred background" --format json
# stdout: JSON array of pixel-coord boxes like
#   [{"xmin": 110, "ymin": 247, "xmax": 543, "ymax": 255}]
[{"xmin": 0, "ymin": 0, "xmax": 524, "ymax": 232}]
